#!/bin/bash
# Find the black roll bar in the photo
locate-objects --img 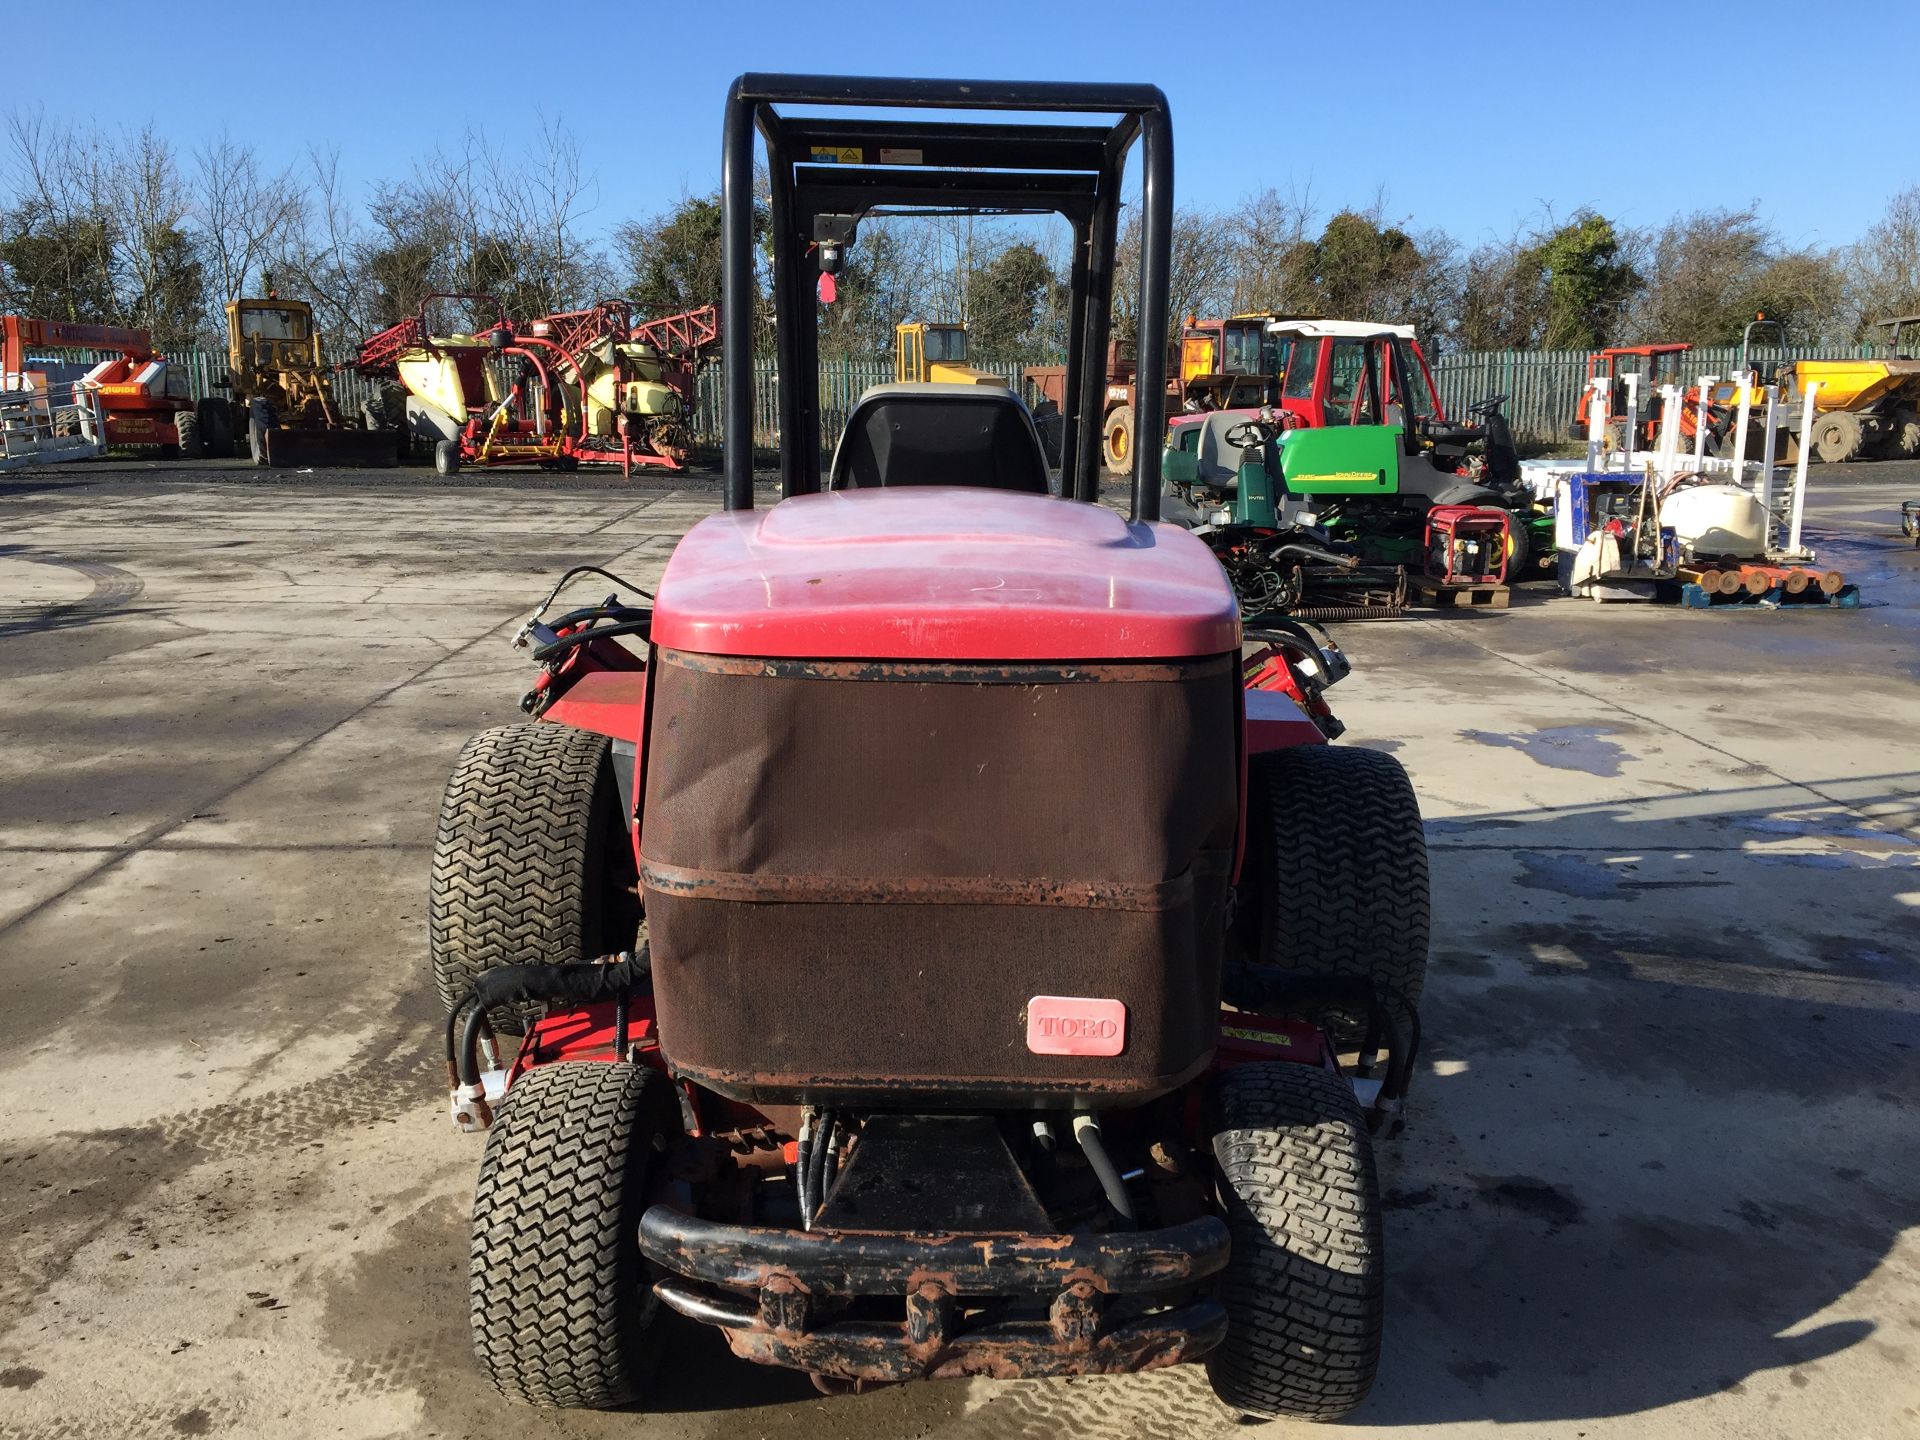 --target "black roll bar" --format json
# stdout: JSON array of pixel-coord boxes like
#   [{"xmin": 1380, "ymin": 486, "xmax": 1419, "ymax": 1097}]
[{"xmin": 719, "ymin": 73, "xmax": 1173, "ymax": 522}]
